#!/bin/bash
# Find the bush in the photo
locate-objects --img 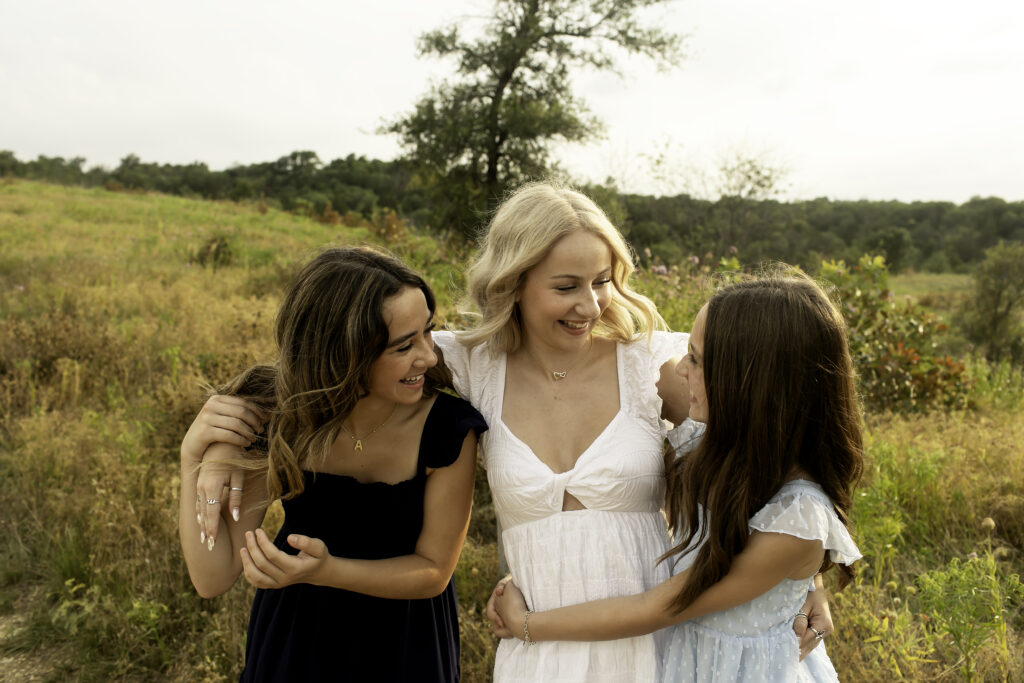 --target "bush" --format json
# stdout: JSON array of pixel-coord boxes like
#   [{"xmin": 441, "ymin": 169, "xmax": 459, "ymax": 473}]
[
  {"xmin": 957, "ymin": 242, "xmax": 1024, "ymax": 365},
  {"xmin": 820, "ymin": 255, "xmax": 972, "ymax": 412}
]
